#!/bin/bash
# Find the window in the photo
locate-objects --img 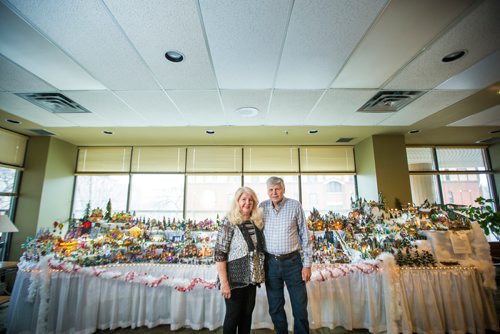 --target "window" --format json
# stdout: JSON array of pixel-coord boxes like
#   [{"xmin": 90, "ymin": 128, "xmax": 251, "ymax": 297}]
[
  {"xmin": 407, "ymin": 147, "xmax": 435, "ymax": 172},
  {"xmin": 326, "ymin": 181, "xmax": 342, "ymax": 192},
  {"xmin": 301, "ymin": 175, "xmax": 356, "ymax": 216},
  {"xmin": 0, "ymin": 128, "xmax": 27, "ymax": 260},
  {"xmin": 447, "ymin": 191, "xmax": 454, "ymax": 204},
  {"xmin": 185, "ymin": 175, "xmax": 241, "ymax": 221},
  {"xmin": 409, "ymin": 175, "xmax": 440, "ymax": 205},
  {"xmin": 0, "ymin": 167, "xmax": 20, "ymax": 215},
  {"xmin": 243, "ymin": 175, "xmax": 300, "ymax": 205},
  {"xmin": 129, "ymin": 174, "xmax": 184, "ymax": 219},
  {"xmin": 72, "ymin": 145, "xmax": 358, "ymax": 220},
  {"xmin": 72, "ymin": 175, "xmax": 129, "ymax": 218},
  {"xmin": 407, "ymin": 147, "xmax": 494, "ymax": 208}
]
